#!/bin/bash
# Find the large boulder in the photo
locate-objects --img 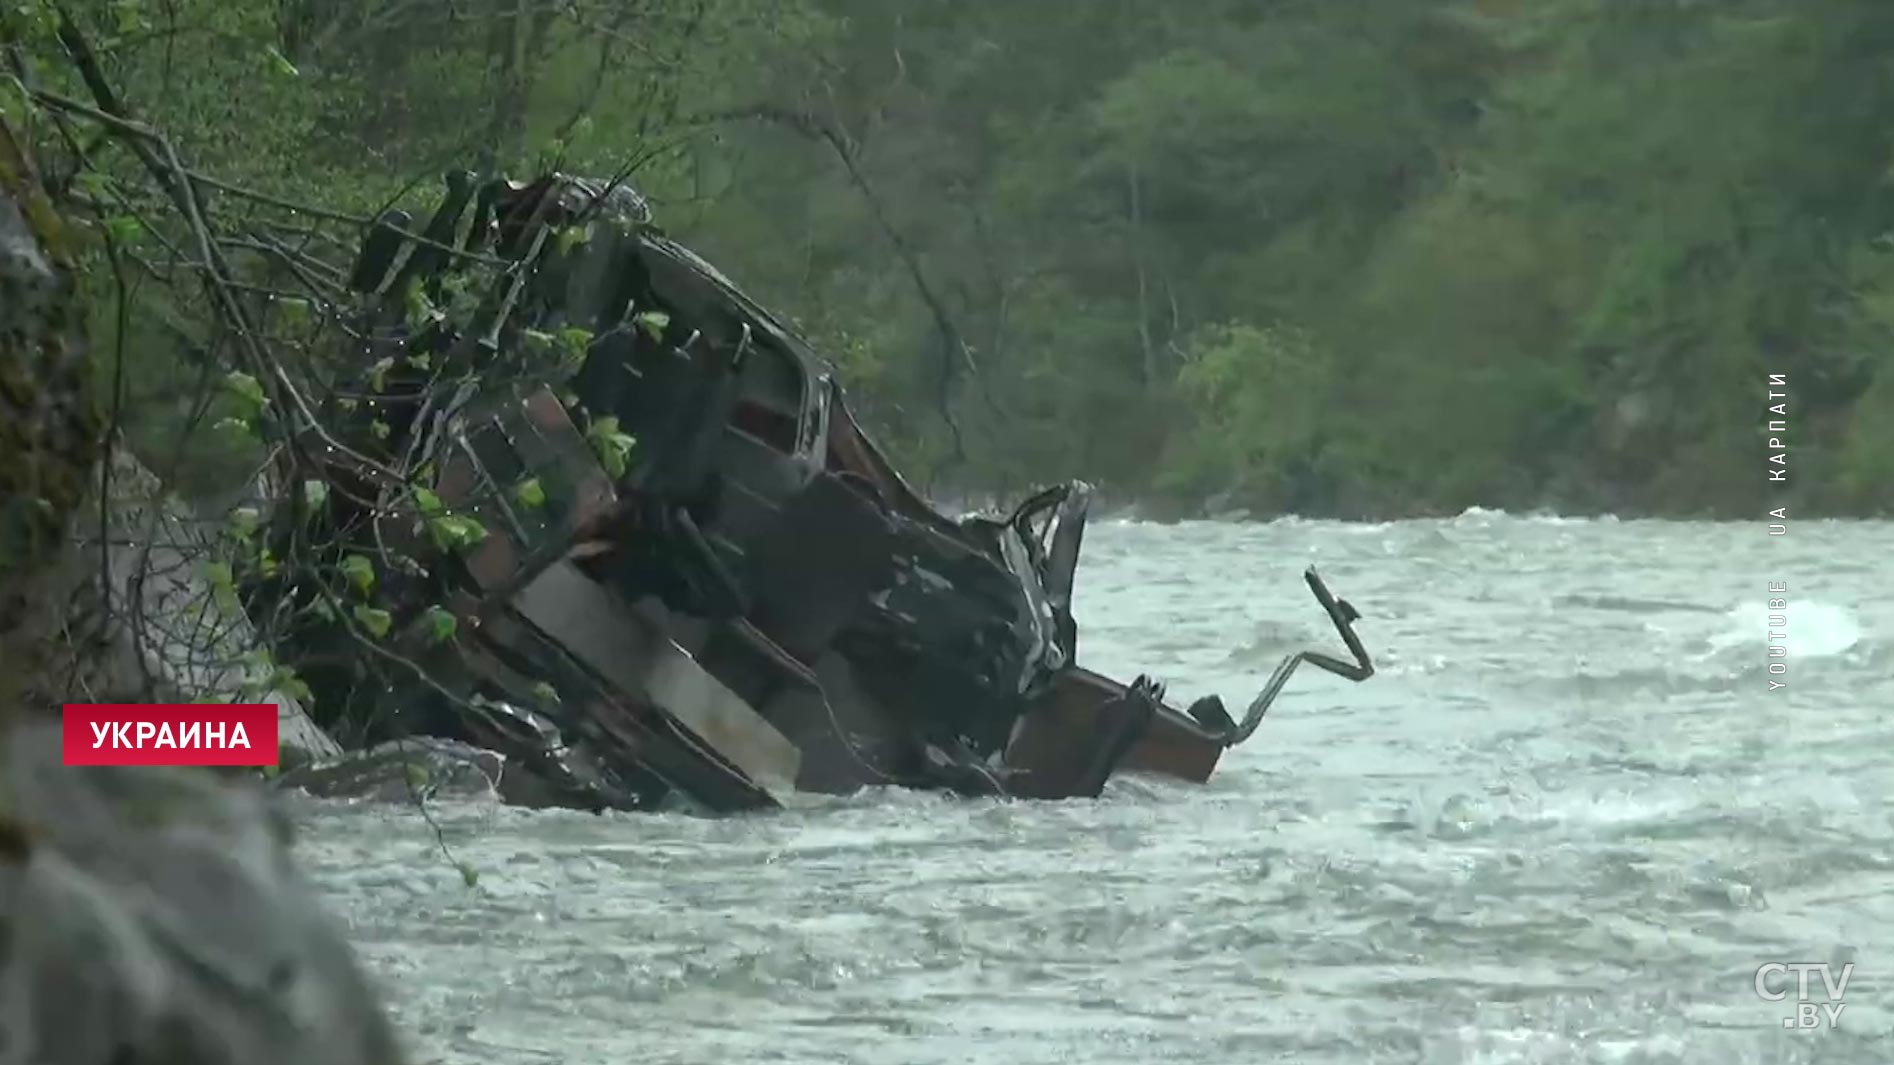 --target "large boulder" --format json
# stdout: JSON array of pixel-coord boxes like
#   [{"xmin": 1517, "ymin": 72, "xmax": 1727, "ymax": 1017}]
[{"xmin": 0, "ymin": 722, "xmax": 407, "ymax": 1065}]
